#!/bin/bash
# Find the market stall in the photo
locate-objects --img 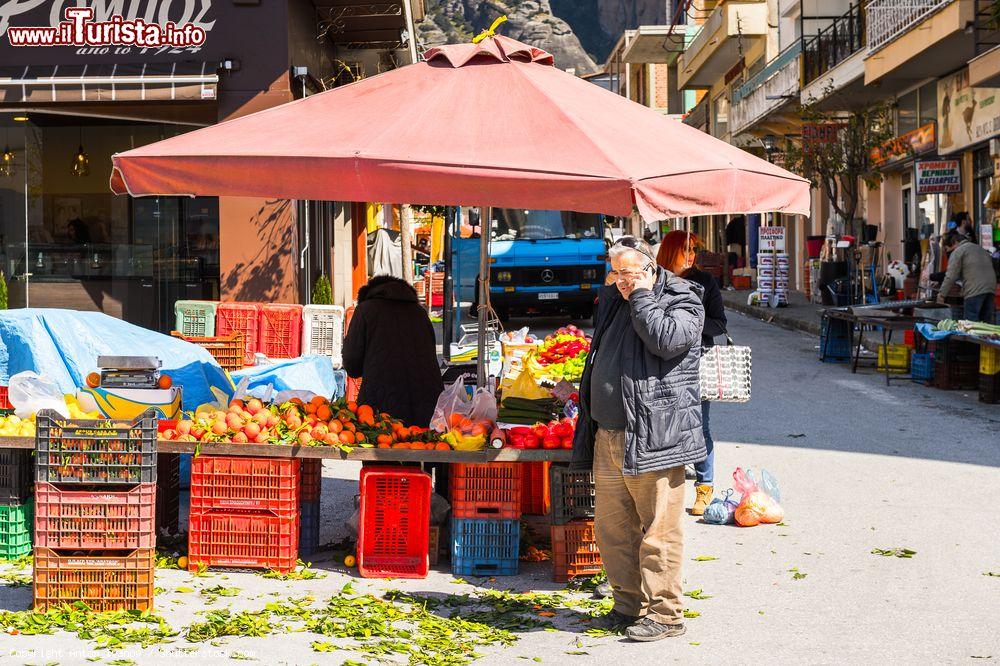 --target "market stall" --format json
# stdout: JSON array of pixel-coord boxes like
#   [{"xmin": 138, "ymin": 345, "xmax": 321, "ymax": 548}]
[{"xmin": 1, "ymin": 32, "xmax": 810, "ymax": 598}]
